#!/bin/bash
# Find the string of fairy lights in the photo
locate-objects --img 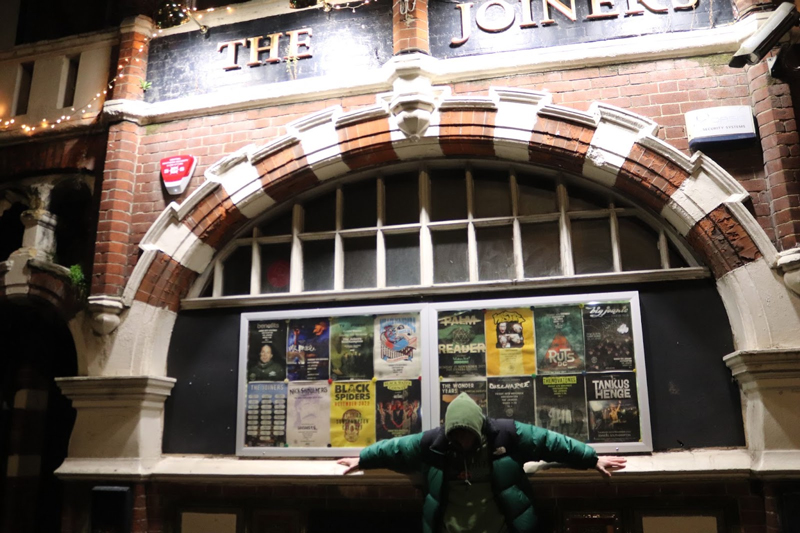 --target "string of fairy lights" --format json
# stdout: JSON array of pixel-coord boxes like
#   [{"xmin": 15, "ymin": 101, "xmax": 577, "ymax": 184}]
[{"xmin": 0, "ymin": 0, "xmax": 378, "ymax": 136}]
